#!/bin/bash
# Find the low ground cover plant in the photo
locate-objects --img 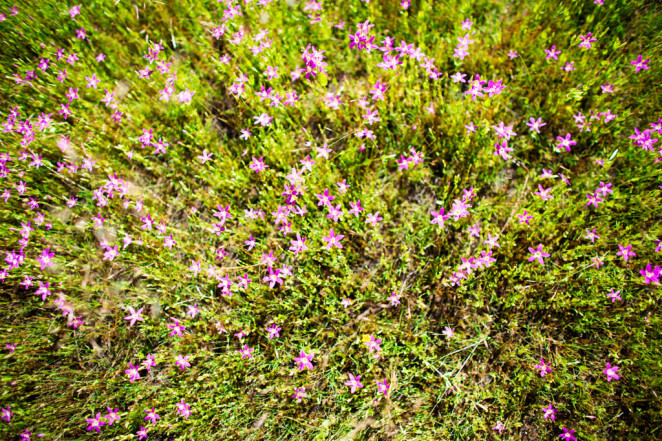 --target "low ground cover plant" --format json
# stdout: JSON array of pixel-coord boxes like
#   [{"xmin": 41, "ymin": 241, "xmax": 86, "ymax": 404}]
[{"xmin": 0, "ymin": 0, "xmax": 661, "ymax": 439}]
